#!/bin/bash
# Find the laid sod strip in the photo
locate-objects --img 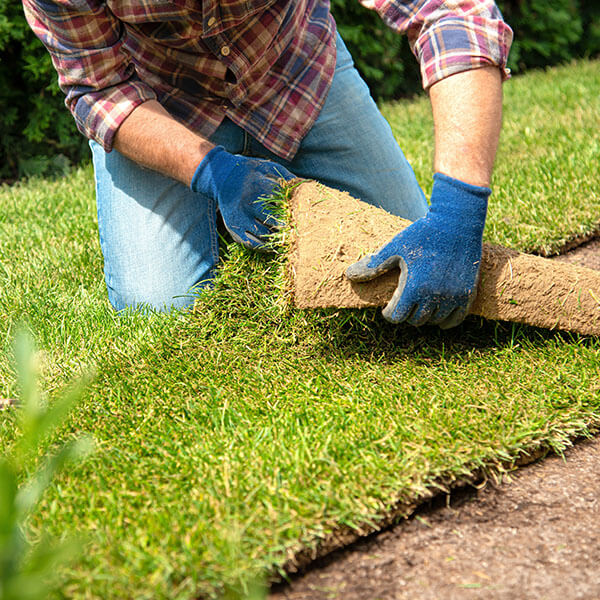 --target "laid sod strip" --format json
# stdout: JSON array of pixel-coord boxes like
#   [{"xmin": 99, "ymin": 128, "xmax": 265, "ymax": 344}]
[
  {"xmin": 280, "ymin": 443, "xmax": 553, "ymax": 576},
  {"xmin": 288, "ymin": 180, "xmax": 600, "ymax": 336},
  {"xmin": 15, "ymin": 254, "xmax": 600, "ymax": 600},
  {"xmin": 0, "ymin": 59, "xmax": 599, "ymax": 599}
]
